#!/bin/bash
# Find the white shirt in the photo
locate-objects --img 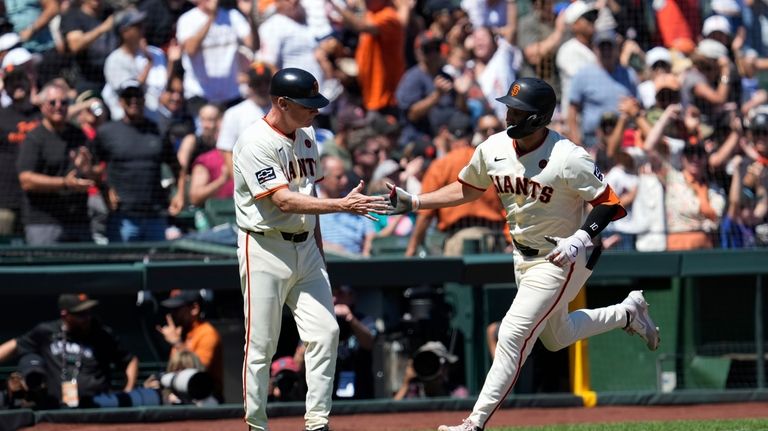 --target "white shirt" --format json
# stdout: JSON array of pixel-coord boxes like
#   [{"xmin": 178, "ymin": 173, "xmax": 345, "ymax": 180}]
[
  {"xmin": 459, "ymin": 129, "xmax": 607, "ymax": 252},
  {"xmin": 637, "ymin": 79, "xmax": 656, "ymax": 110},
  {"xmin": 233, "ymin": 118, "xmax": 324, "ymax": 233},
  {"xmin": 176, "ymin": 8, "xmax": 251, "ymax": 103},
  {"xmin": 477, "ymin": 38, "xmax": 522, "ymax": 120},
  {"xmin": 461, "ymin": 0, "xmax": 509, "ymax": 29},
  {"xmin": 555, "ymin": 38, "xmax": 597, "ymax": 116},
  {"xmin": 604, "ymin": 165, "xmax": 638, "ymax": 233},
  {"xmin": 257, "ymin": 14, "xmax": 323, "ymax": 90},
  {"xmin": 217, "ymin": 99, "xmax": 269, "ymax": 152}
]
